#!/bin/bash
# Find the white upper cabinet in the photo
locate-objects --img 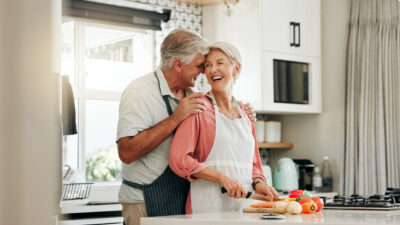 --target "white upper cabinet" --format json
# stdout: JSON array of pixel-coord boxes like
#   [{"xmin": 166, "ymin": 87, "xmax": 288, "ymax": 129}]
[
  {"xmin": 261, "ymin": 0, "xmax": 321, "ymax": 58},
  {"xmin": 203, "ymin": 0, "xmax": 262, "ymax": 109},
  {"xmin": 202, "ymin": 0, "xmax": 321, "ymax": 113}
]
